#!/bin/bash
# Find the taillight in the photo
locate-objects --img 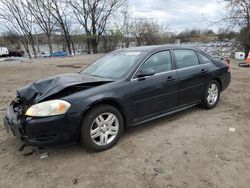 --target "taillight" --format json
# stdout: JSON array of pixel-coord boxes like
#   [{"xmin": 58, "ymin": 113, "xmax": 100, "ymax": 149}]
[{"xmin": 224, "ymin": 59, "xmax": 231, "ymax": 72}]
